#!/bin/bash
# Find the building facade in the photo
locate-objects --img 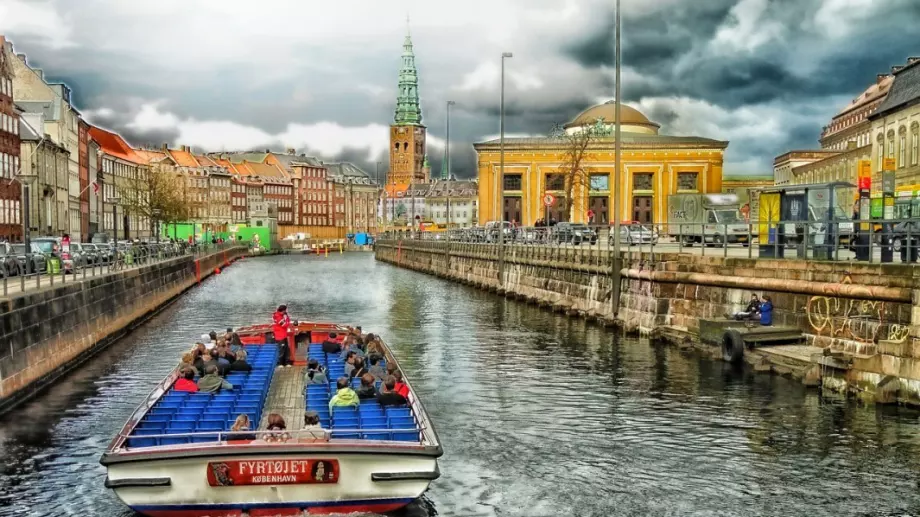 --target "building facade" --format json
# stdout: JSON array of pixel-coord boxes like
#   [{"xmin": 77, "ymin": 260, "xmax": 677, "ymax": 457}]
[
  {"xmin": 475, "ymin": 102, "xmax": 728, "ymax": 226},
  {"xmin": 422, "ymin": 180, "xmax": 478, "ymax": 227},
  {"xmin": 869, "ymin": 58, "xmax": 920, "ymax": 191},
  {"xmin": 0, "ymin": 37, "xmax": 21, "ymax": 241},
  {"xmin": 88, "ymin": 126, "xmax": 150, "ymax": 240},
  {"xmin": 19, "ymin": 112, "xmax": 69, "ymax": 237}
]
